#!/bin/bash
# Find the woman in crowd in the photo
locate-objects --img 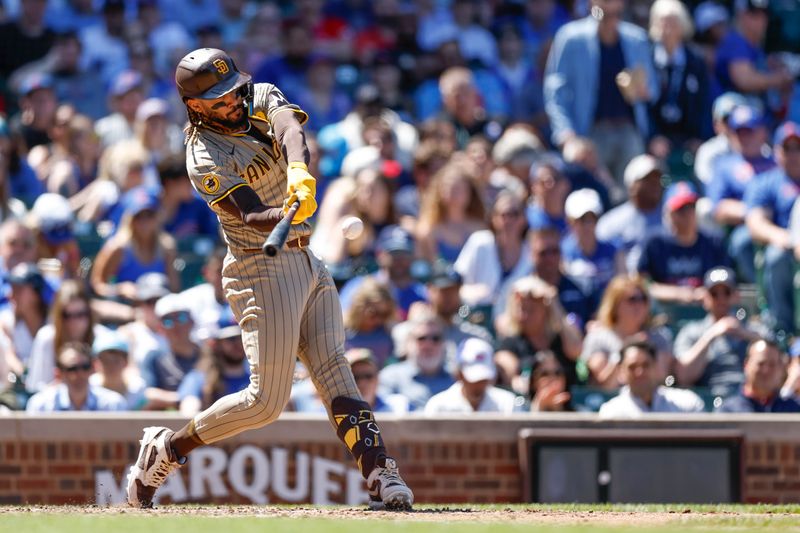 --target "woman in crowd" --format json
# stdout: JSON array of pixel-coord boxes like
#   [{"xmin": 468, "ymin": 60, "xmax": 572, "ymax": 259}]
[
  {"xmin": 45, "ymin": 113, "xmax": 102, "ymax": 197},
  {"xmin": 415, "ymin": 160, "xmax": 487, "ymax": 265},
  {"xmin": 454, "ymin": 190, "xmax": 531, "ymax": 308},
  {"xmin": 0, "ymin": 263, "xmax": 50, "ymax": 379},
  {"xmin": 494, "ymin": 275, "xmax": 583, "ymax": 394},
  {"xmin": 26, "ymin": 280, "xmax": 108, "ymax": 392},
  {"xmin": 648, "ymin": 0, "xmax": 711, "ymax": 155},
  {"xmin": 580, "ymin": 275, "xmax": 674, "ymax": 389},
  {"xmin": 343, "ymin": 277, "xmax": 398, "ymax": 368},
  {"xmin": 311, "ymin": 166, "xmax": 397, "ymax": 272},
  {"xmin": 90, "ymin": 187, "xmax": 179, "ymax": 302},
  {"xmin": 527, "ymin": 350, "xmax": 572, "ymax": 412}
]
